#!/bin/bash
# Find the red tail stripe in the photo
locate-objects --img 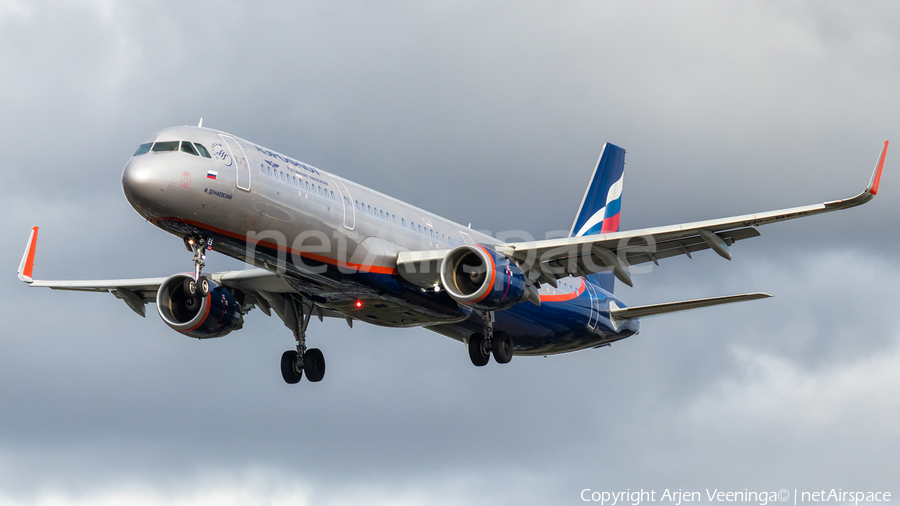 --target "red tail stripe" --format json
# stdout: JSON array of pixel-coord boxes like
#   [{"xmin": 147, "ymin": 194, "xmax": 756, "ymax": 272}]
[{"xmin": 599, "ymin": 213, "xmax": 621, "ymax": 234}]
